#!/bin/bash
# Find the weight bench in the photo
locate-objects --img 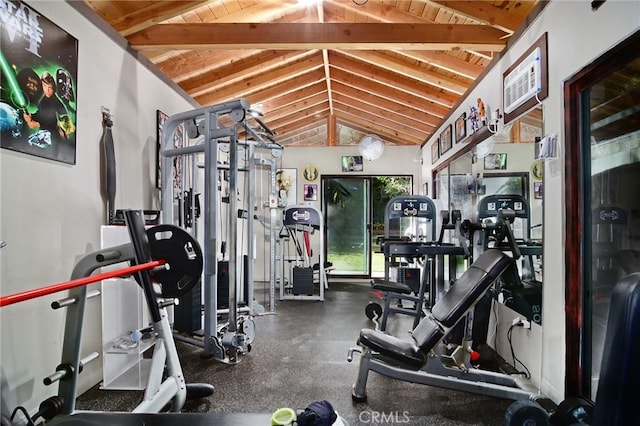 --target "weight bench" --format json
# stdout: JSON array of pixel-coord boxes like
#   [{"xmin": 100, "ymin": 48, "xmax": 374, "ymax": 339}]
[{"xmin": 348, "ymin": 249, "xmax": 542, "ymax": 403}]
